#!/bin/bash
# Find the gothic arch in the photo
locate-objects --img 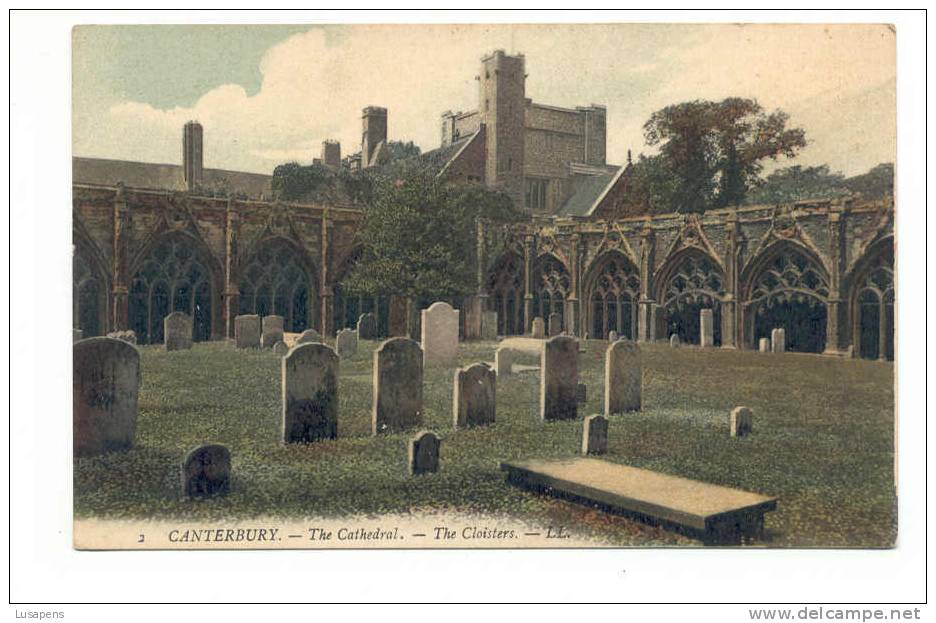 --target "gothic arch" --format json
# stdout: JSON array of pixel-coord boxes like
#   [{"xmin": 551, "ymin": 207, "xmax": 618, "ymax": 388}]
[
  {"xmin": 331, "ymin": 246, "xmax": 389, "ymax": 335},
  {"xmin": 582, "ymin": 250, "xmax": 640, "ymax": 340},
  {"xmin": 128, "ymin": 230, "xmax": 223, "ymax": 344},
  {"xmin": 532, "ymin": 253, "xmax": 571, "ymax": 331},
  {"xmin": 486, "ymin": 251, "xmax": 524, "ymax": 336},
  {"xmin": 237, "ymin": 235, "xmax": 319, "ymax": 333},
  {"xmin": 653, "ymin": 247, "xmax": 726, "ymax": 345},
  {"xmin": 72, "ymin": 229, "xmax": 111, "ymax": 337},
  {"xmin": 845, "ymin": 236, "xmax": 894, "ymax": 361},
  {"xmin": 740, "ymin": 239, "xmax": 831, "ymax": 353}
]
